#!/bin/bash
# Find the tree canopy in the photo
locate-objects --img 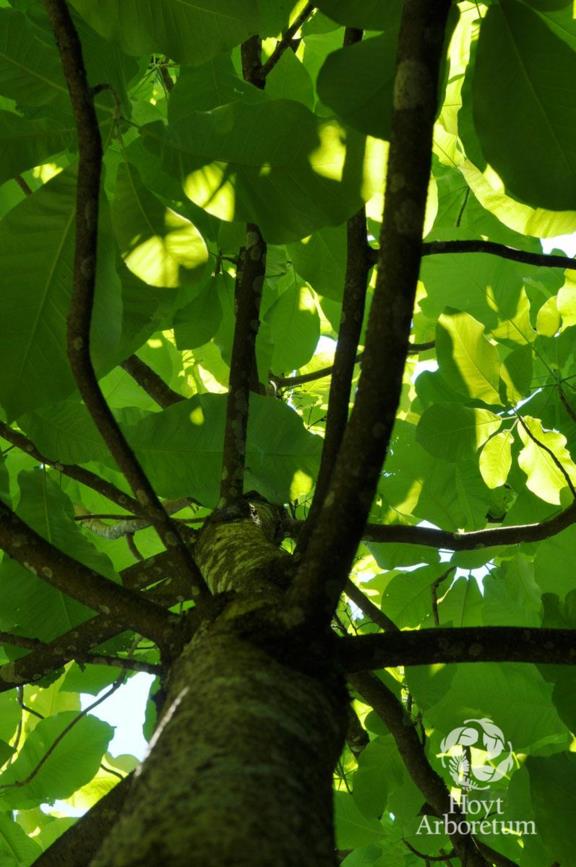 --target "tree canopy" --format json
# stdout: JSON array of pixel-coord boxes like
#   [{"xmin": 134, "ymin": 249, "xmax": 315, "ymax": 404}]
[{"xmin": 0, "ymin": 0, "xmax": 576, "ymax": 865}]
